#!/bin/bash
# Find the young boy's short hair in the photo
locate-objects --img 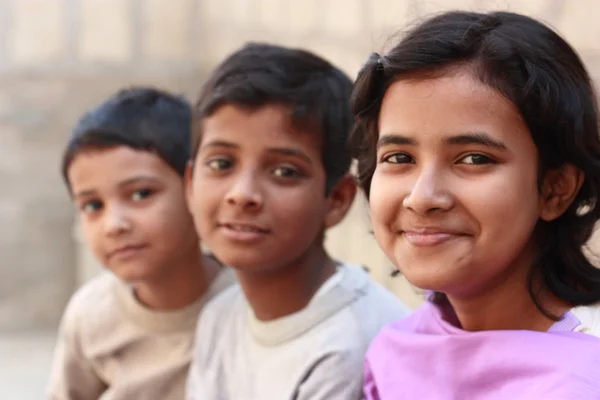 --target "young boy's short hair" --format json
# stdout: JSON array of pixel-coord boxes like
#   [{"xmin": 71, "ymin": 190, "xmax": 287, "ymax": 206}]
[
  {"xmin": 62, "ymin": 87, "xmax": 191, "ymax": 185},
  {"xmin": 191, "ymin": 42, "xmax": 353, "ymax": 191}
]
